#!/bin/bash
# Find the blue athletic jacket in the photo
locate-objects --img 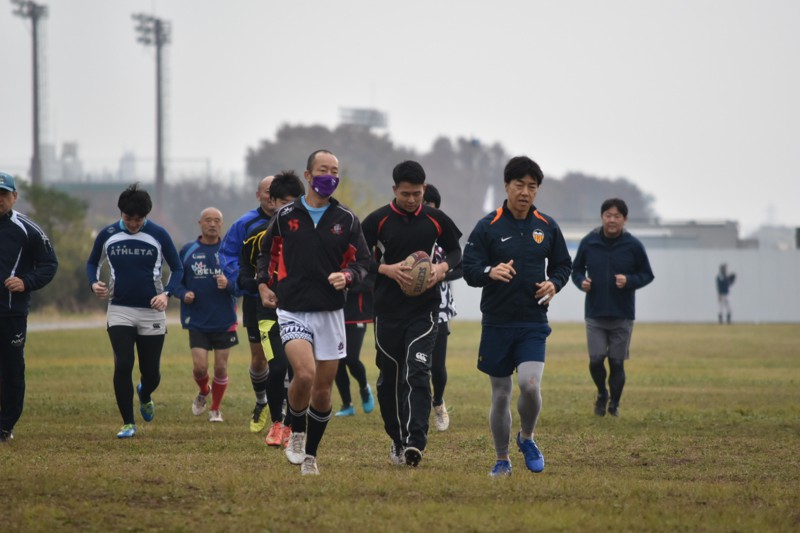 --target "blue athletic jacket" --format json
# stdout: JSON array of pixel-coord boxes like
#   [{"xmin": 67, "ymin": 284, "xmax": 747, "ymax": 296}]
[
  {"xmin": 174, "ymin": 238, "xmax": 238, "ymax": 332},
  {"xmin": 86, "ymin": 219, "xmax": 183, "ymax": 309},
  {"xmin": 219, "ymin": 207, "xmax": 269, "ymax": 297},
  {"xmin": 463, "ymin": 202, "xmax": 572, "ymax": 324},
  {"xmin": 570, "ymin": 228, "xmax": 654, "ymax": 320},
  {"xmin": 0, "ymin": 210, "xmax": 58, "ymax": 317}
]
